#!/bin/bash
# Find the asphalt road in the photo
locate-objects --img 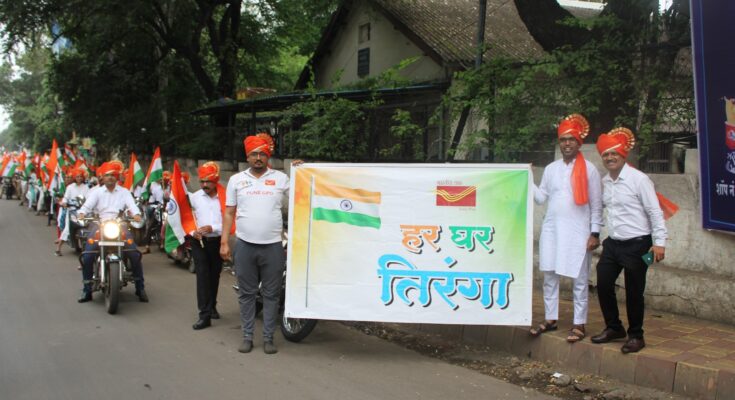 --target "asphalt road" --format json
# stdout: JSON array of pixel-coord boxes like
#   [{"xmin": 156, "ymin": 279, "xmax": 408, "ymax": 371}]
[{"xmin": 0, "ymin": 198, "xmax": 554, "ymax": 400}]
